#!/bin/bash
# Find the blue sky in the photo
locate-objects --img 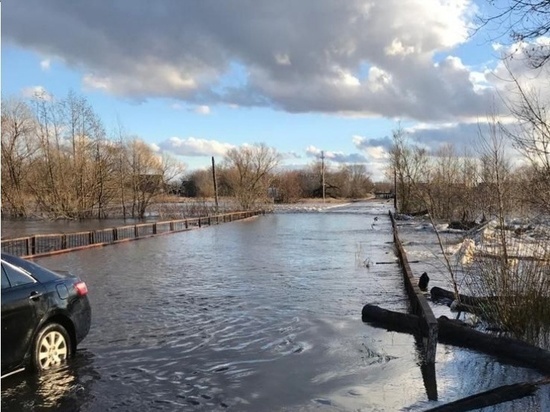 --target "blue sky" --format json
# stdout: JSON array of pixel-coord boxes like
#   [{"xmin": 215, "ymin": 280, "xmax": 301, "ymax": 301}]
[{"xmin": 2, "ymin": 1, "xmax": 542, "ymax": 180}]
